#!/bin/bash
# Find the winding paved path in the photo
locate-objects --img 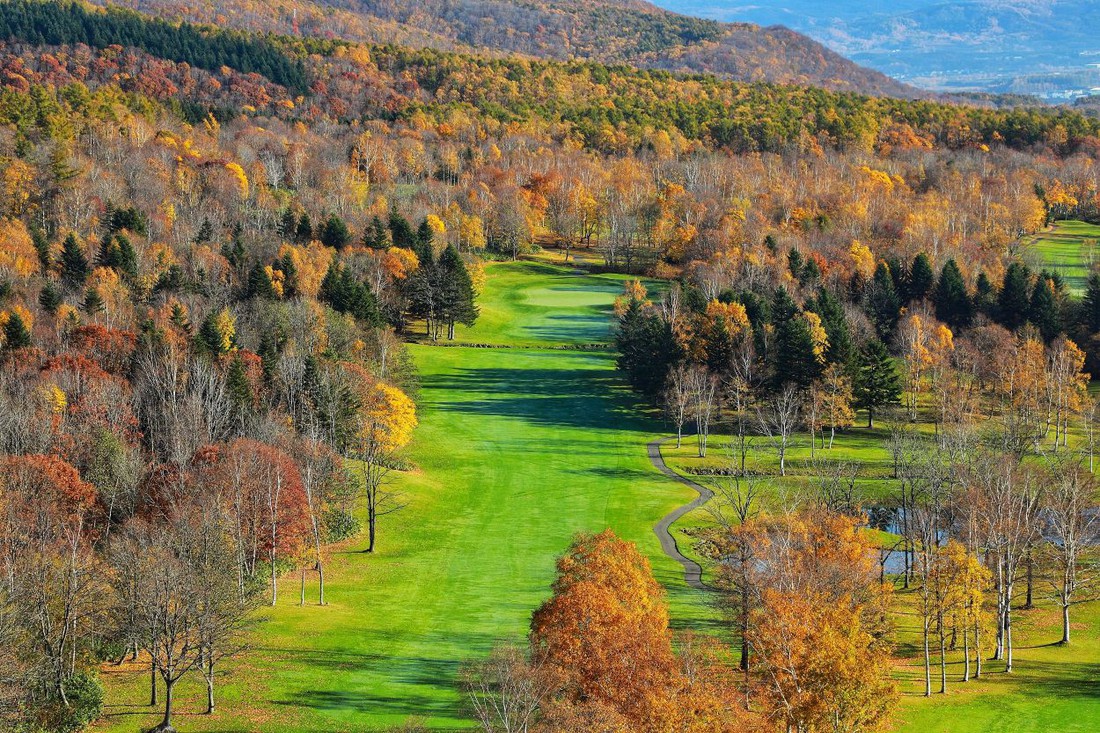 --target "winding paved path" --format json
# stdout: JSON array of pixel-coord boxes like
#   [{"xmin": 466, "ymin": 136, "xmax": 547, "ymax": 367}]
[{"xmin": 648, "ymin": 437, "xmax": 714, "ymax": 591}]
